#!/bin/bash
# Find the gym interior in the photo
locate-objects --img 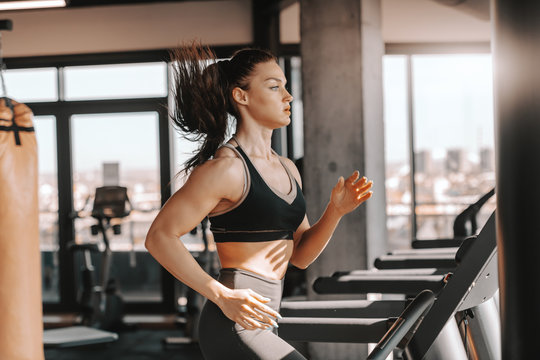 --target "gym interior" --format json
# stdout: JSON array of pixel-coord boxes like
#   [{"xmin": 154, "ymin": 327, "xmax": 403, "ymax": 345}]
[{"xmin": 0, "ymin": 0, "xmax": 537, "ymax": 359}]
